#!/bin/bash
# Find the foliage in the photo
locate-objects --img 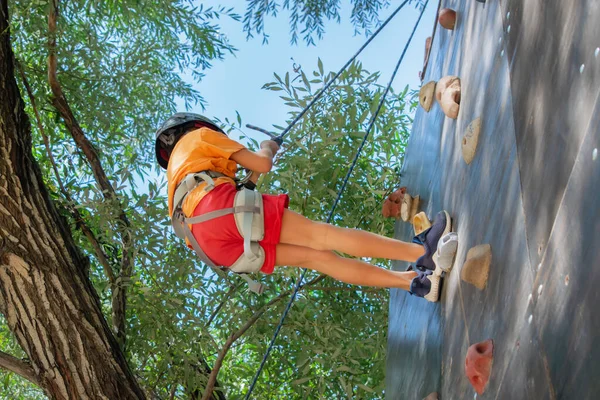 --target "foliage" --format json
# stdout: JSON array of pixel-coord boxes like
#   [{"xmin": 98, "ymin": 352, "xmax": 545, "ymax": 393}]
[
  {"xmin": 2, "ymin": 0, "xmax": 416, "ymax": 398},
  {"xmin": 243, "ymin": 0, "xmax": 426, "ymax": 44},
  {"xmin": 219, "ymin": 59, "xmax": 415, "ymax": 399}
]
